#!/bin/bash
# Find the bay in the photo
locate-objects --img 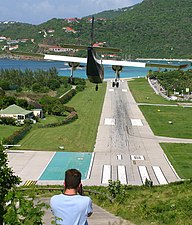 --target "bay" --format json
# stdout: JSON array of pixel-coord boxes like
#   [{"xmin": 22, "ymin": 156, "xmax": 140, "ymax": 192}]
[{"xmin": 0, "ymin": 58, "xmax": 190, "ymax": 80}]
